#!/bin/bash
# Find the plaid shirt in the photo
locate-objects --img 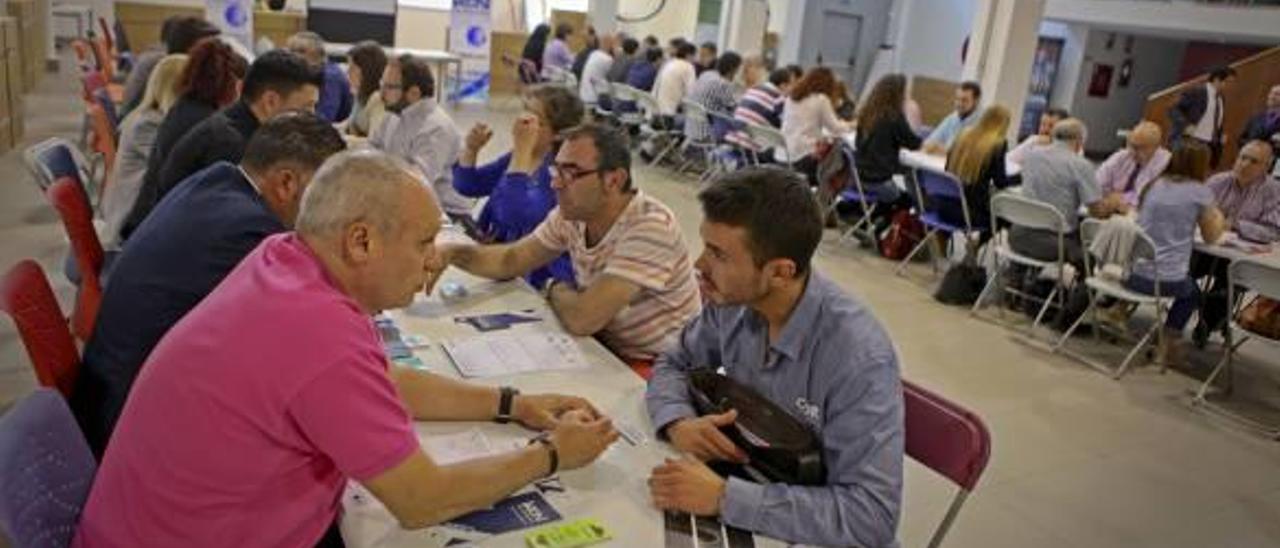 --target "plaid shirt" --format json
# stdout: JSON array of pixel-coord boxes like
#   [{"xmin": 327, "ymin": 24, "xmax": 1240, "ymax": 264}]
[{"xmin": 684, "ymin": 71, "xmax": 738, "ymax": 141}]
